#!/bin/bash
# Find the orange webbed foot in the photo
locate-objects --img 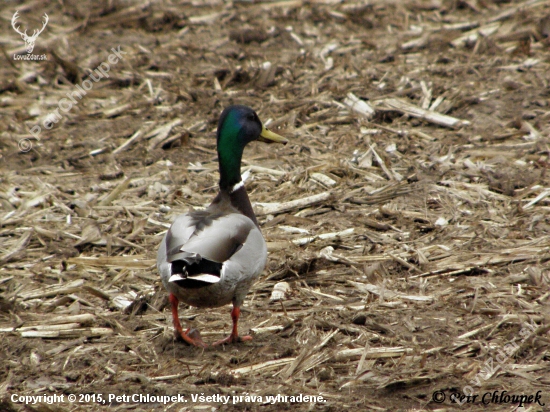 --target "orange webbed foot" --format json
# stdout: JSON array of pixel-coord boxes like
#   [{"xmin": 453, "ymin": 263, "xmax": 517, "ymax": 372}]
[
  {"xmin": 175, "ymin": 327, "xmax": 208, "ymax": 348},
  {"xmin": 170, "ymin": 293, "xmax": 208, "ymax": 348},
  {"xmin": 212, "ymin": 305, "xmax": 252, "ymax": 346}
]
